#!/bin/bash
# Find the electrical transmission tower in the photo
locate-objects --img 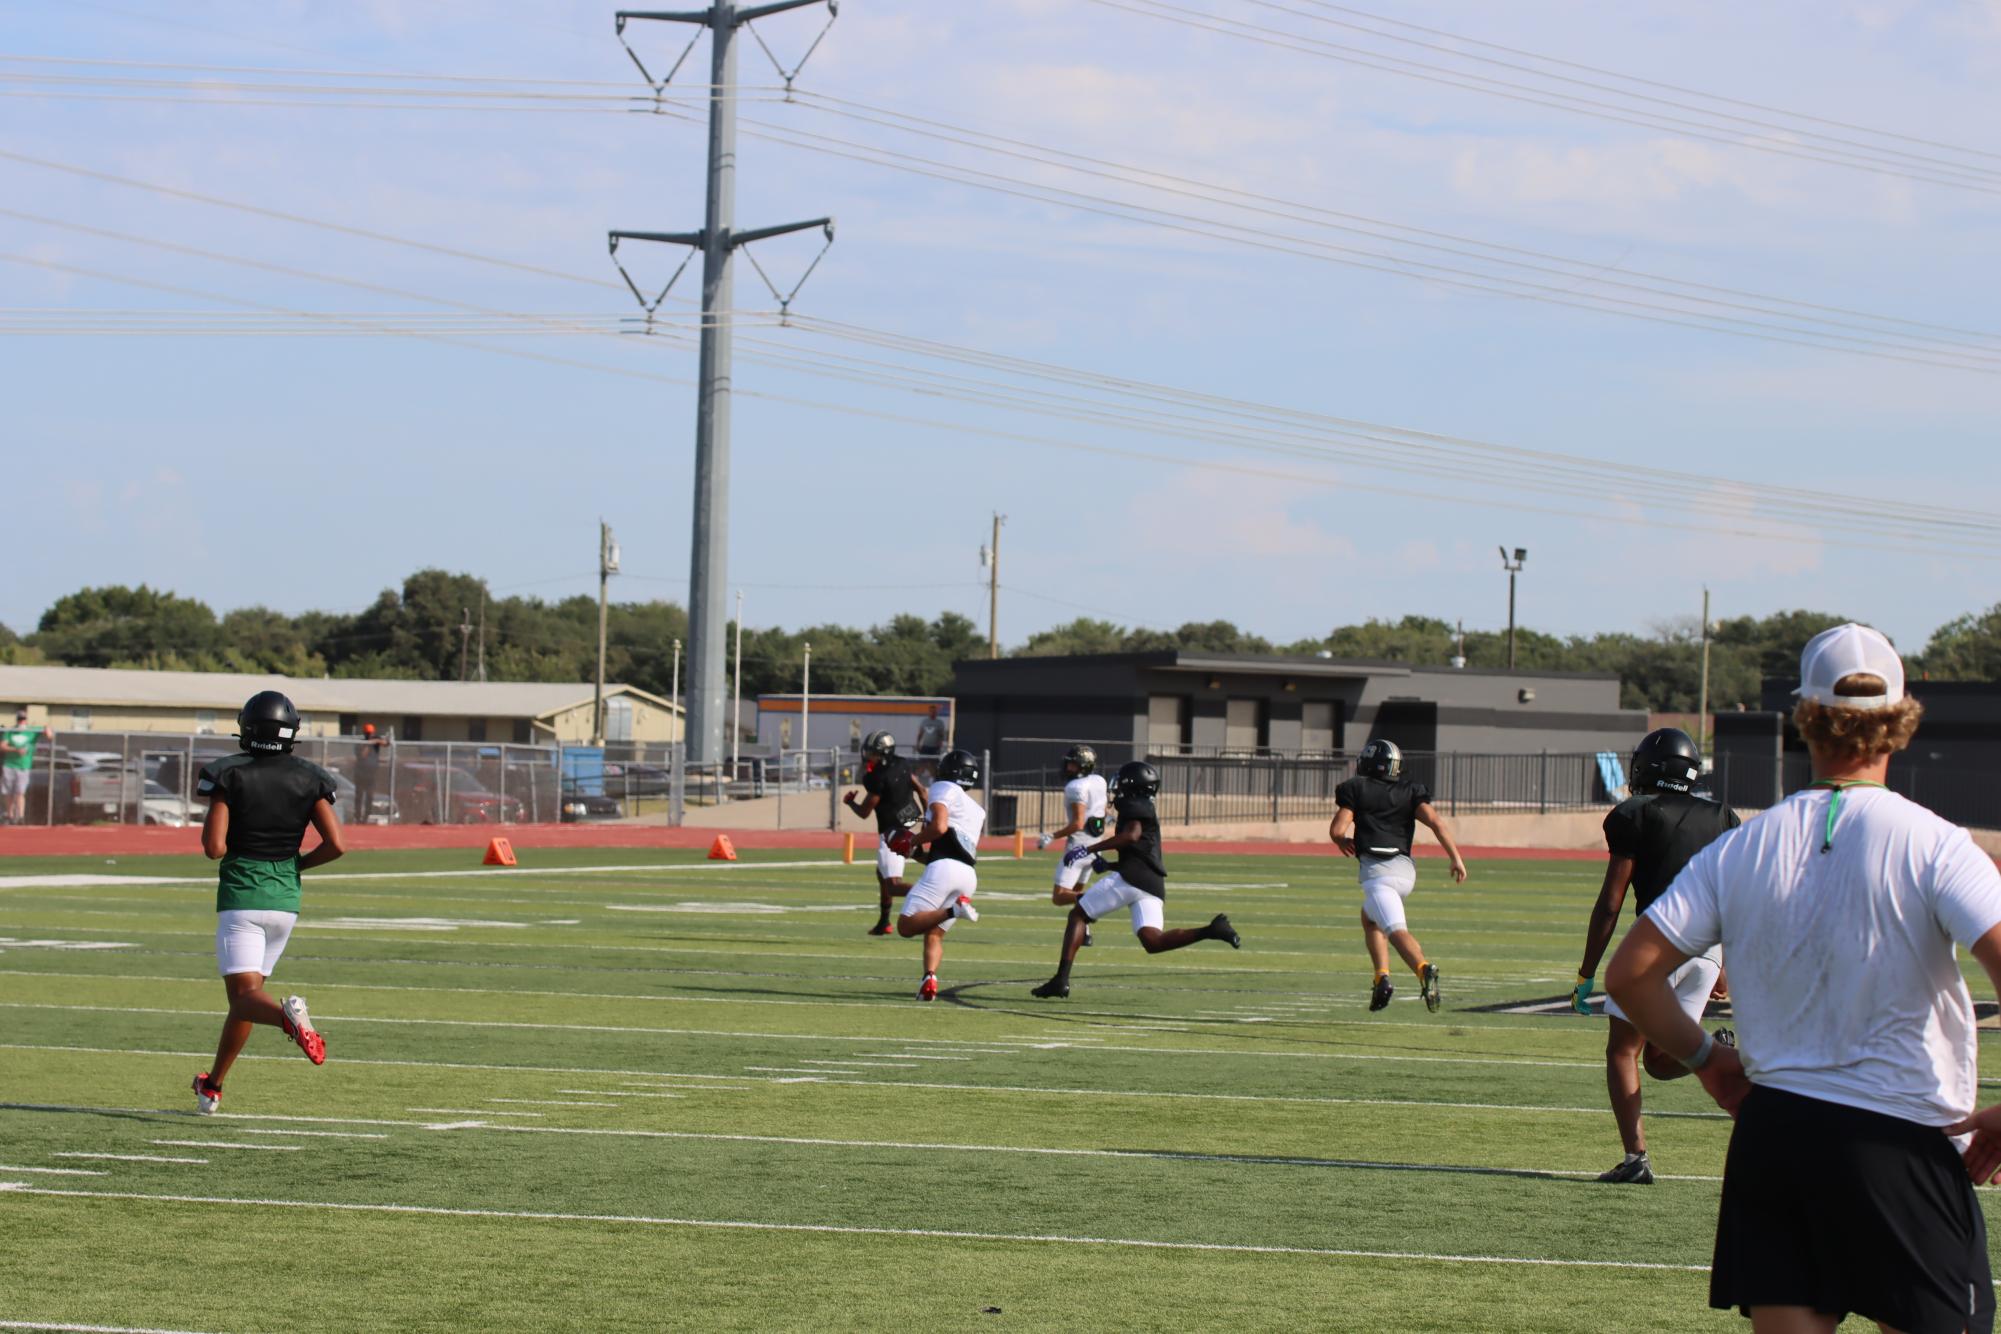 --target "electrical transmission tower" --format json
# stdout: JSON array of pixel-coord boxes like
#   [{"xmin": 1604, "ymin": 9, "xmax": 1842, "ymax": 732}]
[{"xmin": 609, "ymin": 0, "xmax": 838, "ymax": 764}]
